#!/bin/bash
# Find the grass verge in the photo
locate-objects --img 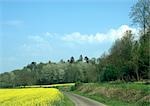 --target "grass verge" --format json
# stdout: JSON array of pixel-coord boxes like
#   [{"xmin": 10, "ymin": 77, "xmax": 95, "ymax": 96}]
[
  {"xmin": 73, "ymin": 82, "xmax": 150, "ymax": 106},
  {"xmin": 74, "ymin": 91, "xmax": 136, "ymax": 106},
  {"xmin": 61, "ymin": 93, "xmax": 75, "ymax": 106}
]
